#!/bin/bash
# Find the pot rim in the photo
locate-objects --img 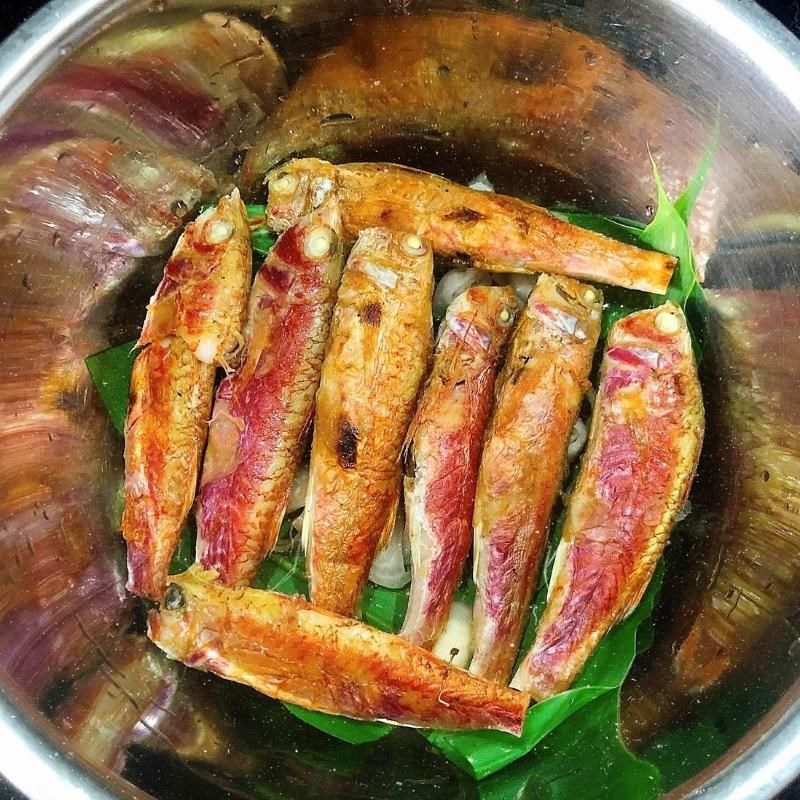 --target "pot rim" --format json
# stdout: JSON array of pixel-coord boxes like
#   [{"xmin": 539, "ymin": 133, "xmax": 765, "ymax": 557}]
[{"xmin": 0, "ymin": 1, "xmax": 798, "ymax": 798}]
